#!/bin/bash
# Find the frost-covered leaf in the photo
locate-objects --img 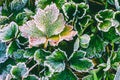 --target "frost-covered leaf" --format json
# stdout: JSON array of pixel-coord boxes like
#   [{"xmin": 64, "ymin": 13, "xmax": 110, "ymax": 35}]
[
  {"xmin": 115, "ymin": 0, "xmax": 120, "ymax": 10},
  {"xmin": 10, "ymin": 63, "xmax": 28, "ymax": 79},
  {"xmin": 45, "ymin": 49, "xmax": 67, "ymax": 72},
  {"xmin": 62, "ymin": 2, "xmax": 76, "ymax": 20},
  {"xmin": 62, "ymin": 2, "xmax": 88, "ymax": 20},
  {"xmin": 34, "ymin": 49, "xmax": 50, "ymax": 64},
  {"xmin": 114, "ymin": 66, "xmax": 120, "ymax": 80},
  {"xmin": 10, "ymin": 0, "xmax": 28, "ymax": 11},
  {"xmin": 13, "ymin": 49, "xmax": 27, "ymax": 62},
  {"xmin": 69, "ymin": 50, "xmax": 94, "ymax": 72},
  {"xmin": 0, "ymin": 64, "xmax": 12, "ymax": 80},
  {"xmin": 53, "ymin": 0, "xmax": 66, "ymax": 9},
  {"xmin": 103, "ymin": 28, "xmax": 119, "ymax": 42},
  {"xmin": 84, "ymin": 35, "xmax": 106, "ymax": 58},
  {"xmin": 95, "ymin": 9, "xmax": 114, "ymax": 22},
  {"xmin": 80, "ymin": 34, "xmax": 90, "ymax": 48},
  {"xmin": 36, "ymin": 0, "xmax": 52, "ymax": 9},
  {"xmin": 76, "ymin": 3, "xmax": 89, "ymax": 19},
  {"xmin": 24, "ymin": 75, "xmax": 39, "ymax": 80},
  {"xmin": 0, "ymin": 16, "xmax": 8, "ymax": 25},
  {"xmin": 23, "ymin": 47, "xmax": 38, "ymax": 58},
  {"xmin": 95, "ymin": 9, "xmax": 114, "ymax": 32},
  {"xmin": 20, "ymin": 4, "xmax": 77, "ymax": 47},
  {"xmin": 97, "ymin": 20, "xmax": 112, "ymax": 32},
  {"xmin": 34, "ymin": 4, "xmax": 64, "ymax": 37},
  {"xmin": 0, "ymin": 42, "xmax": 8, "ymax": 63},
  {"xmin": 6, "ymin": 41, "xmax": 19, "ymax": 56},
  {"xmin": 0, "ymin": 22, "xmax": 19, "ymax": 42},
  {"xmin": 50, "ymin": 68, "xmax": 78, "ymax": 80},
  {"xmin": 79, "ymin": 15, "xmax": 91, "ymax": 27}
]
